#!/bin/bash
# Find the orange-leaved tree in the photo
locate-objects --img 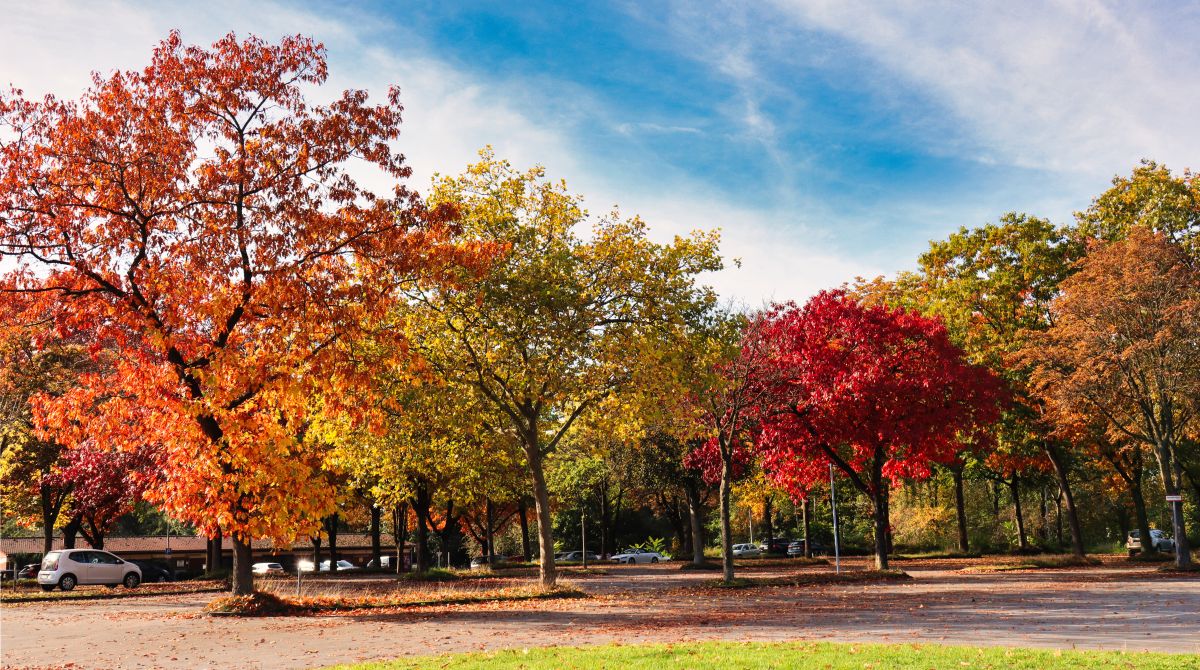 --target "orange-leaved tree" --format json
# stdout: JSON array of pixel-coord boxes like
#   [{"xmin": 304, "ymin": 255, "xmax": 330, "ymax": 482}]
[
  {"xmin": 1021, "ymin": 229, "xmax": 1199, "ymax": 569},
  {"xmin": 0, "ymin": 32, "xmax": 485, "ymax": 593}
]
